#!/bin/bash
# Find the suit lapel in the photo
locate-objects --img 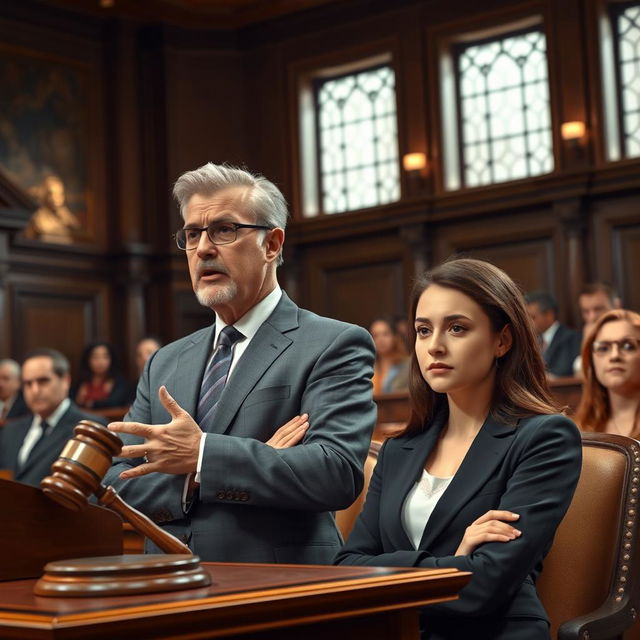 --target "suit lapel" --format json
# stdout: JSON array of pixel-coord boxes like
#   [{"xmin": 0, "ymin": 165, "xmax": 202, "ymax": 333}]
[
  {"xmin": 389, "ymin": 410, "xmax": 447, "ymax": 549},
  {"xmin": 418, "ymin": 413, "xmax": 518, "ymax": 549},
  {"xmin": 173, "ymin": 325, "xmax": 215, "ymax": 418},
  {"xmin": 206, "ymin": 293, "xmax": 298, "ymax": 435},
  {"xmin": 16, "ymin": 407, "xmax": 77, "ymax": 479}
]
